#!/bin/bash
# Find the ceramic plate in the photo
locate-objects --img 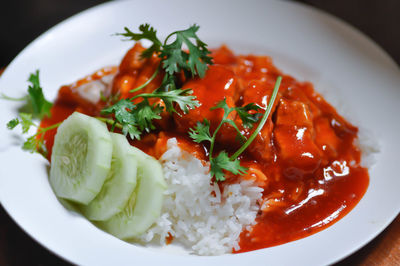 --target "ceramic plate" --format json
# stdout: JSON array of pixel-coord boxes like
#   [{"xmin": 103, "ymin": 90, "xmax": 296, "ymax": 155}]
[{"xmin": 0, "ymin": 0, "xmax": 399, "ymax": 265}]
